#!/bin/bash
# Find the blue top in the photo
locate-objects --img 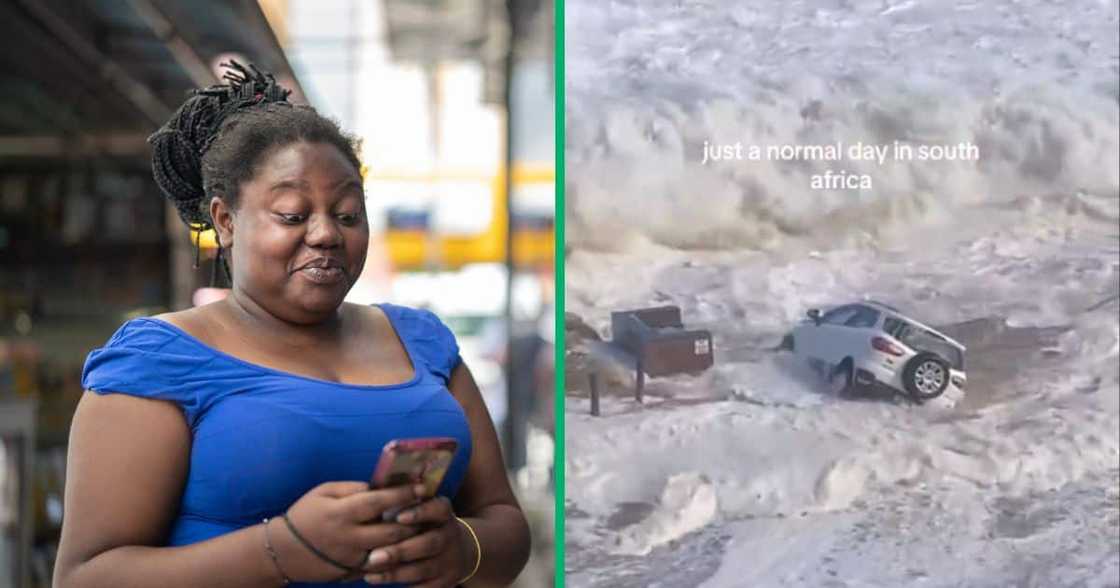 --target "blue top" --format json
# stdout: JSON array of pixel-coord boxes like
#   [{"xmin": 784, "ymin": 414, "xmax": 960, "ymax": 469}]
[{"xmin": 81, "ymin": 303, "xmax": 473, "ymax": 587}]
